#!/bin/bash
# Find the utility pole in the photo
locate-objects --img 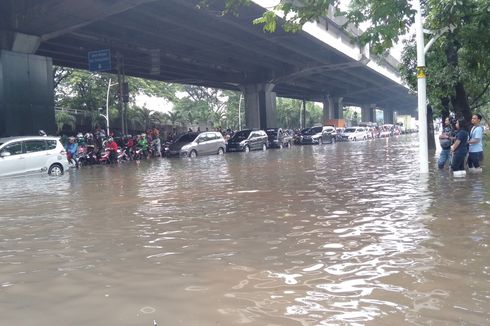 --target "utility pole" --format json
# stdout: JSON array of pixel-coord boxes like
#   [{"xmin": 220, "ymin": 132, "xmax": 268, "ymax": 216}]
[{"xmin": 413, "ymin": 0, "xmax": 429, "ymax": 173}]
